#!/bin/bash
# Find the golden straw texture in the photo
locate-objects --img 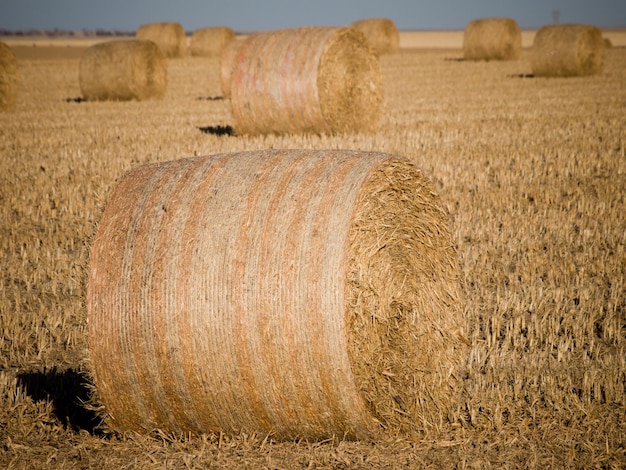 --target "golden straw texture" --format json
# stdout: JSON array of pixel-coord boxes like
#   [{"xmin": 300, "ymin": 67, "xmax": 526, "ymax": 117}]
[
  {"xmin": 79, "ymin": 40, "xmax": 167, "ymax": 101},
  {"xmin": 190, "ymin": 26, "xmax": 235, "ymax": 57},
  {"xmin": 350, "ymin": 18, "xmax": 400, "ymax": 55},
  {"xmin": 136, "ymin": 22, "xmax": 187, "ymax": 58},
  {"xmin": 87, "ymin": 149, "xmax": 465, "ymax": 440},
  {"xmin": 0, "ymin": 41, "xmax": 18, "ymax": 111},
  {"xmin": 532, "ymin": 24, "xmax": 606, "ymax": 77},
  {"xmin": 463, "ymin": 17, "xmax": 521, "ymax": 61},
  {"xmin": 230, "ymin": 27, "xmax": 382, "ymax": 135}
]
